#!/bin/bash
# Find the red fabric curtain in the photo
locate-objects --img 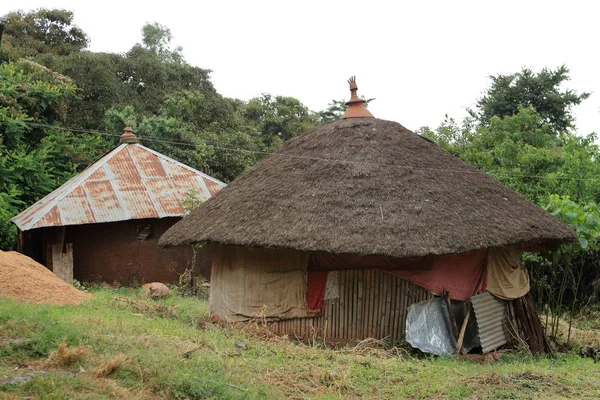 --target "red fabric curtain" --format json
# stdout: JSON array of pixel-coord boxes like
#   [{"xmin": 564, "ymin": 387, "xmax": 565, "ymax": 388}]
[
  {"xmin": 306, "ymin": 271, "xmax": 328, "ymax": 312},
  {"xmin": 384, "ymin": 250, "xmax": 488, "ymax": 301},
  {"xmin": 308, "ymin": 249, "xmax": 488, "ymax": 301}
]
